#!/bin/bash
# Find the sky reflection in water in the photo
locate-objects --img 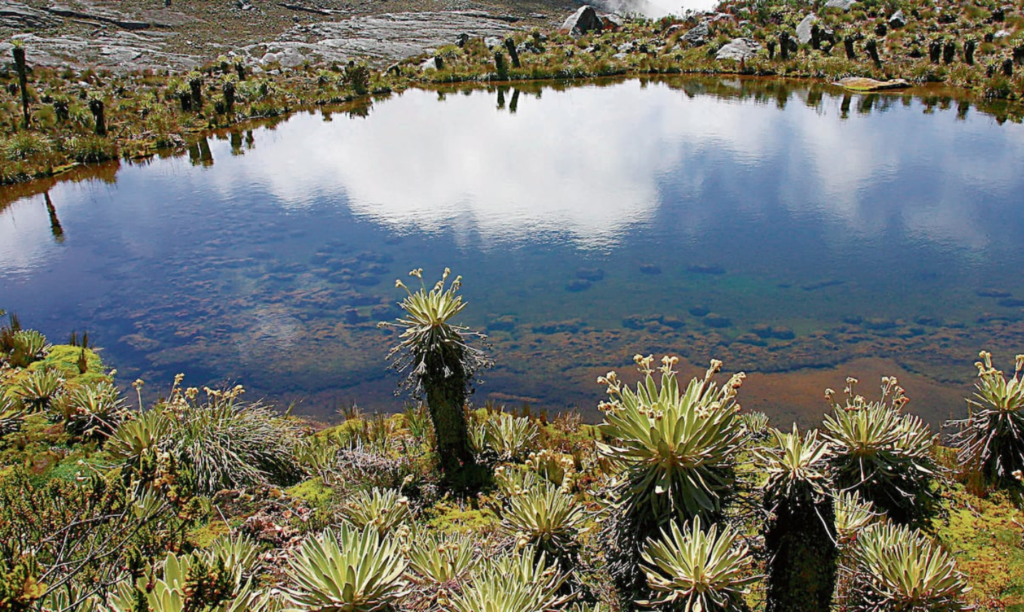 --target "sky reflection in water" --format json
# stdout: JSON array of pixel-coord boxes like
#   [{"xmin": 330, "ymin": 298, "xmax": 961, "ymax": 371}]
[{"xmin": 2, "ymin": 77, "xmax": 1024, "ymax": 427}]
